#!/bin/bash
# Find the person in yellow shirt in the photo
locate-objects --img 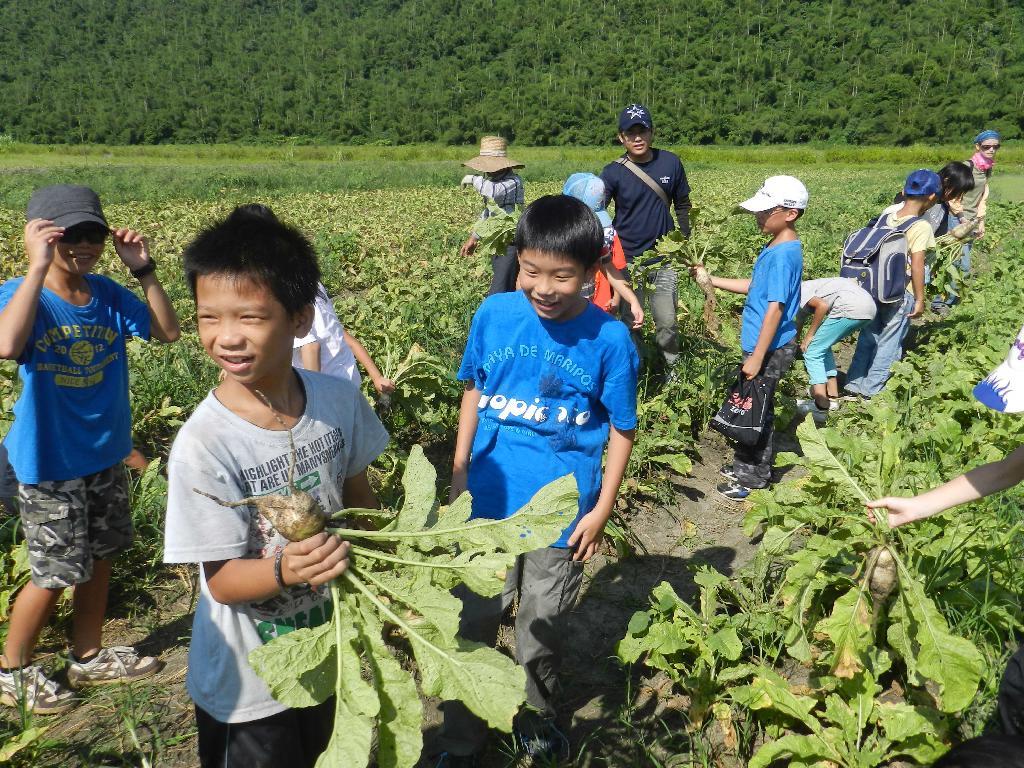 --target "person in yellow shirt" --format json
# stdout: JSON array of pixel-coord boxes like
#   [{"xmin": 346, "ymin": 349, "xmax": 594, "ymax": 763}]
[{"xmin": 843, "ymin": 170, "xmax": 940, "ymax": 399}]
